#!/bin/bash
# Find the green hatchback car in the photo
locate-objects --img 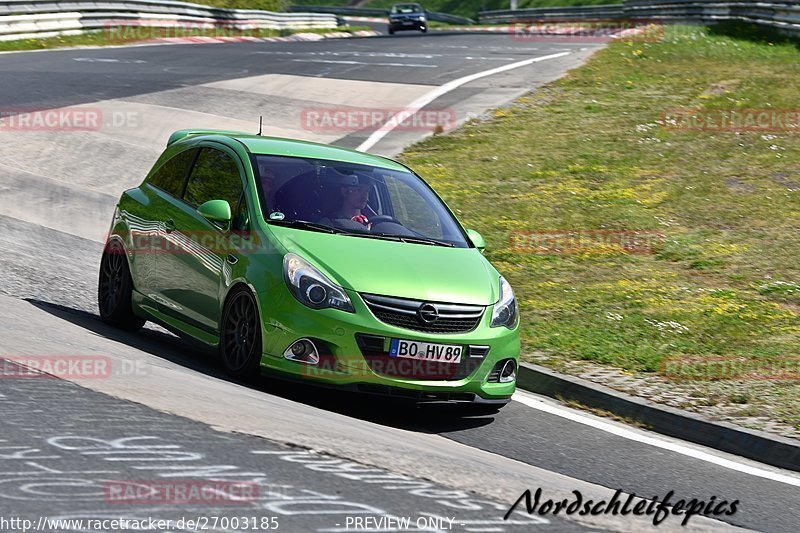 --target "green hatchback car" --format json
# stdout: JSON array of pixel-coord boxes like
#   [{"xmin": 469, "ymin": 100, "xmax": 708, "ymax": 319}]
[{"xmin": 99, "ymin": 130, "xmax": 519, "ymax": 408}]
